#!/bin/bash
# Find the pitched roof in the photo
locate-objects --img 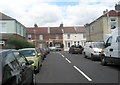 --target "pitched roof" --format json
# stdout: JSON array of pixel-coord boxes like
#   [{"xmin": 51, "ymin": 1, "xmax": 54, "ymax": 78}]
[
  {"xmin": 63, "ymin": 27, "xmax": 76, "ymax": 33},
  {"xmin": 0, "ymin": 12, "xmax": 14, "ymax": 20},
  {"xmin": 104, "ymin": 10, "xmax": 120, "ymax": 17},
  {"xmin": 27, "ymin": 27, "xmax": 48, "ymax": 34},
  {"xmin": 50, "ymin": 27, "xmax": 62, "ymax": 34},
  {"xmin": 87, "ymin": 10, "xmax": 120, "ymax": 26},
  {"xmin": 74, "ymin": 26, "xmax": 86, "ymax": 33},
  {"xmin": 27, "ymin": 26, "xmax": 85, "ymax": 34}
]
